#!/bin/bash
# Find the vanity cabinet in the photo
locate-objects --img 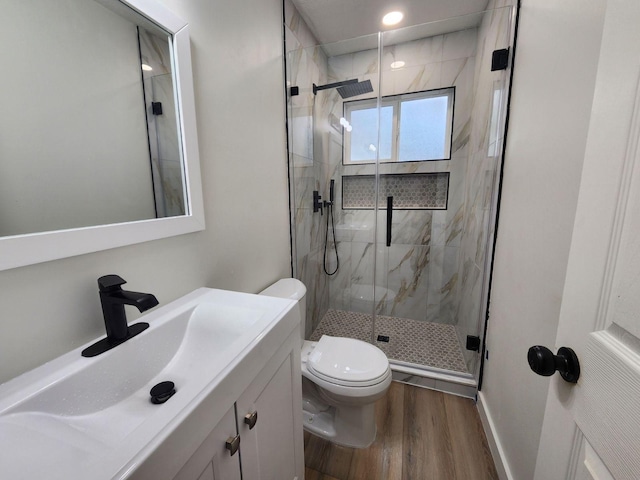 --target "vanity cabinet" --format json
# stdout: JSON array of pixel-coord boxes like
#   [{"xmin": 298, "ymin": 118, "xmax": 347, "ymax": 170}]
[
  {"xmin": 173, "ymin": 406, "xmax": 241, "ymax": 480},
  {"xmin": 172, "ymin": 329, "xmax": 303, "ymax": 480},
  {"xmin": 235, "ymin": 342, "xmax": 297, "ymax": 479}
]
